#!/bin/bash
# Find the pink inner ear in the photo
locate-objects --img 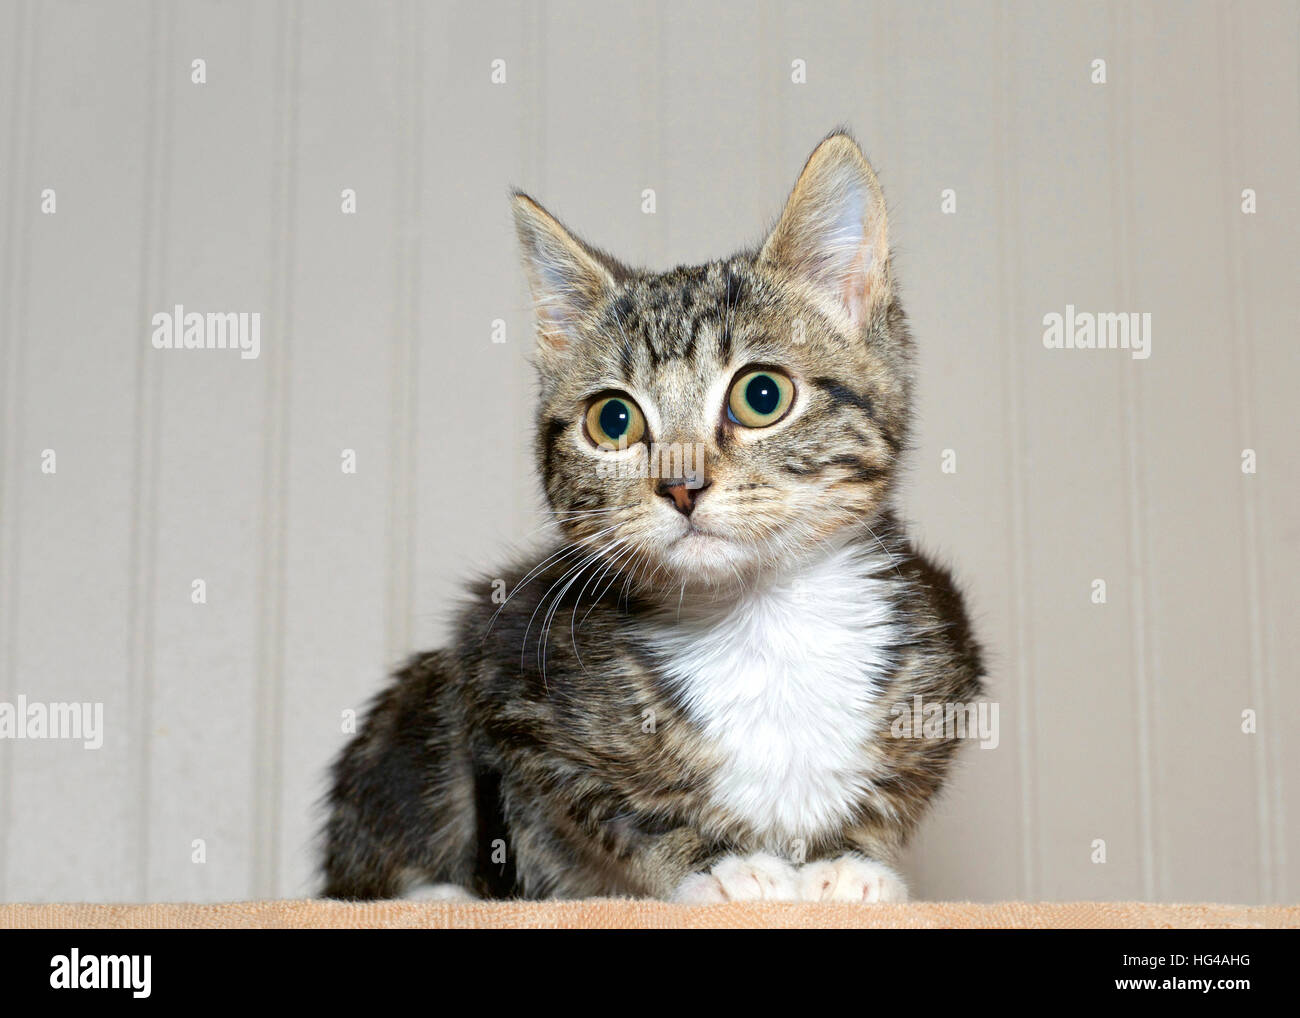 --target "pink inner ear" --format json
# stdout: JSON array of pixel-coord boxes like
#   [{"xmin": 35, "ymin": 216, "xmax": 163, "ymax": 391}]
[
  {"xmin": 840, "ymin": 201, "xmax": 891, "ymax": 329},
  {"xmin": 536, "ymin": 304, "xmax": 573, "ymax": 354},
  {"xmin": 842, "ymin": 242, "xmax": 874, "ymax": 327},
  {"xmin": 539, "ymin": 330, "xmax": 570, "ymax": 355}
]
